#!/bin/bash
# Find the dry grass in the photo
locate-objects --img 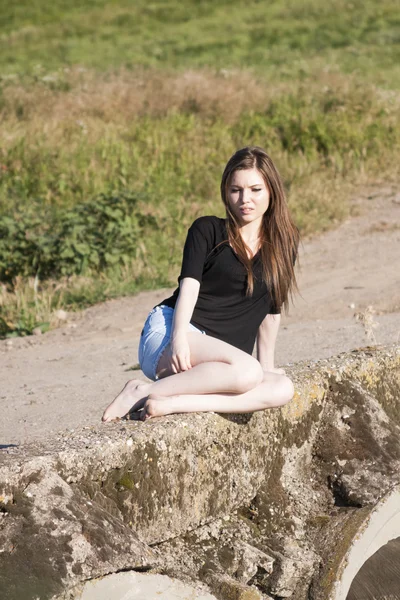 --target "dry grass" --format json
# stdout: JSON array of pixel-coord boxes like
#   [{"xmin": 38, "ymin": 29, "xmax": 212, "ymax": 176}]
[
  {"xmin": 4, "ymin": 66, "xmax": 398, "ymax": 131},
  {"xmin": 1, "ymin": 67, "xmax": 278, "ymax": 126},
  {"xmin": 354, "ymin": 305, "xmax": 379, "ymax": 344},
  {"xmin": 0, "ymin": 277, "xmax": 65, "ymax": 335}
]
